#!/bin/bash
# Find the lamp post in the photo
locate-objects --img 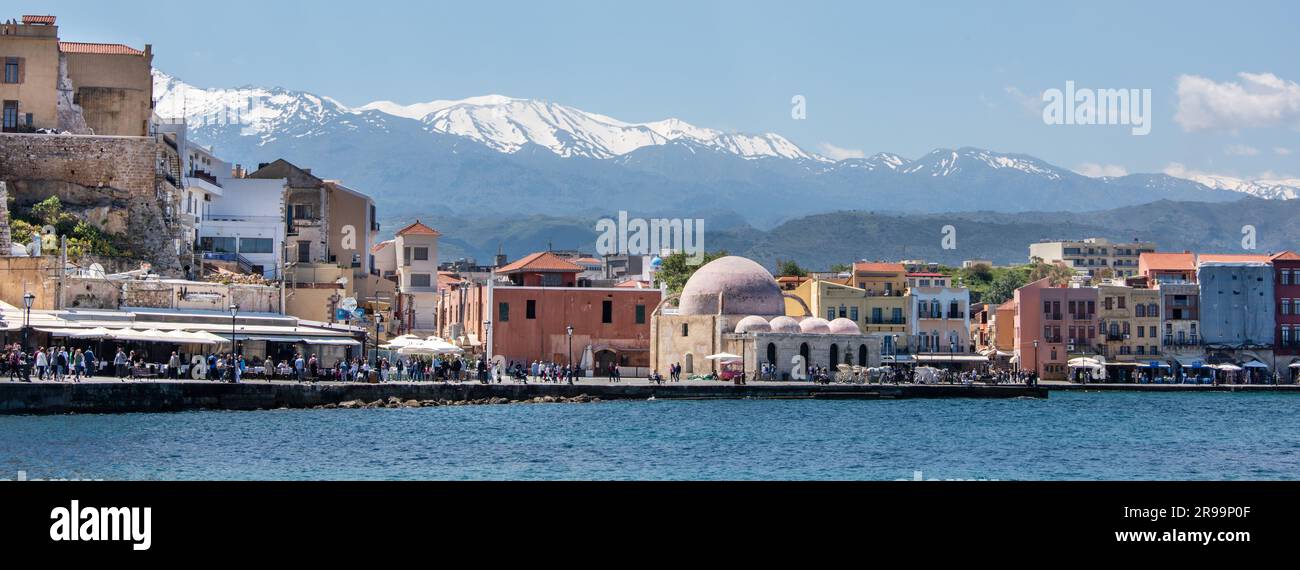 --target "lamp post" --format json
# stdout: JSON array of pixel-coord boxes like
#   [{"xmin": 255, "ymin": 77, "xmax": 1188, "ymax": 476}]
[
  {"xmin": 1032, "ymin": 339, "xmax": 1040, "ymax": 382},
  {"xmin": 566, "ymin": 324, "xmax": 574, "ymax": 368},
  {"xmin": 22, "ymin": 292, "xmax": 35, "ymax": 351},
  {"xmin": 228, "ymin": 303, "xmax": 239, "ymax": 355}
]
